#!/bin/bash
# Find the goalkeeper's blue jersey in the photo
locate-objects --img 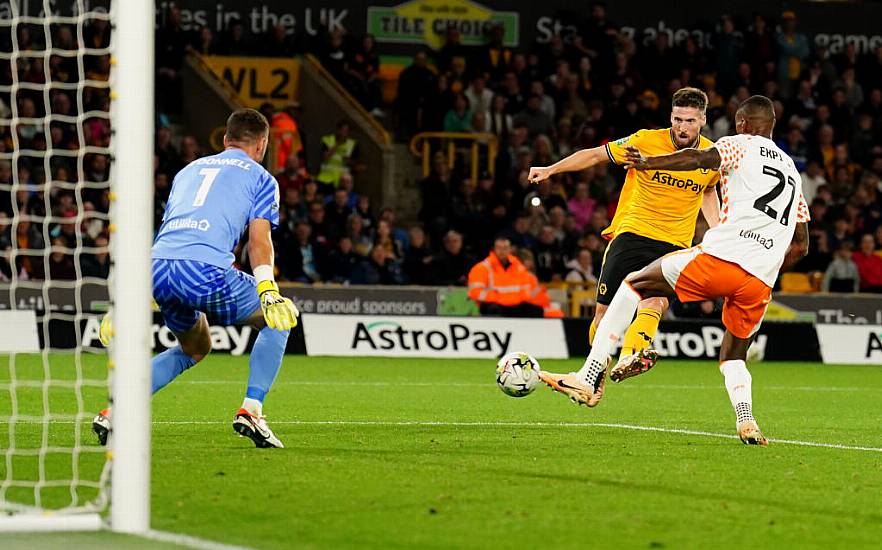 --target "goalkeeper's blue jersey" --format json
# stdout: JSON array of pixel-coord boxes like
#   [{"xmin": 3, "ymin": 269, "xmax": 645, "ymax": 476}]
[{"xmin": 152, "ymin": 148, "xmax": 280, "ymax": 269}]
